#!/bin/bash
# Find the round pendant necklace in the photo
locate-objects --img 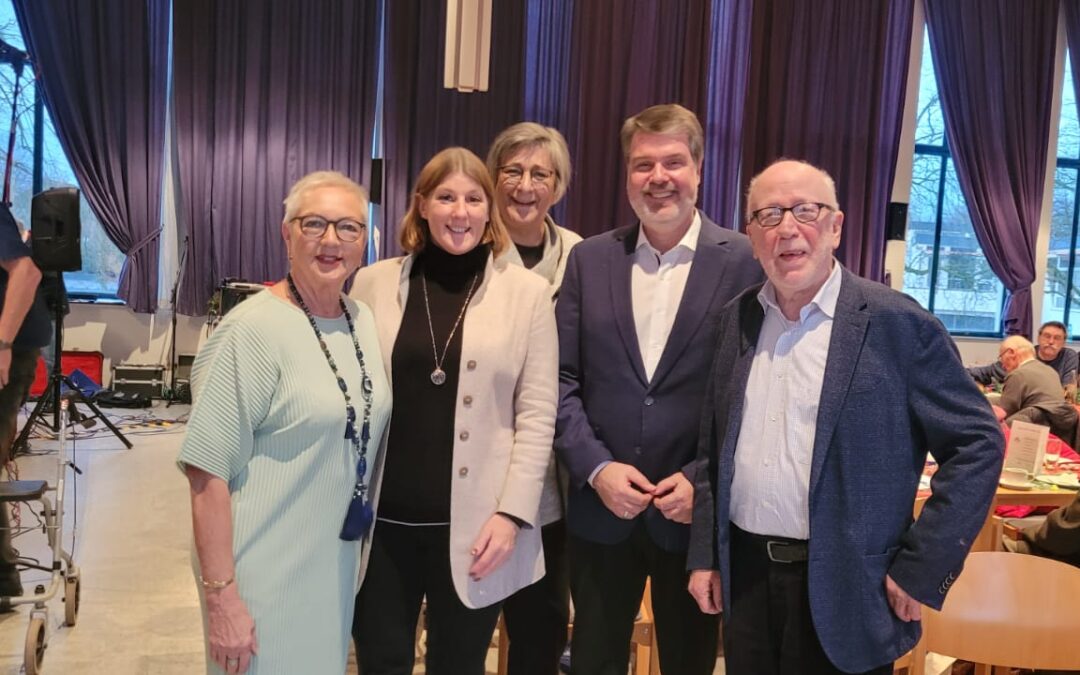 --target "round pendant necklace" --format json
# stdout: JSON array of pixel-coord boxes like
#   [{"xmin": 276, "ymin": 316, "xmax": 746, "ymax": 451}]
[
  {"xmin": 421, "ymin": 271, "xmax": 480, "ymax": 386},
  {"xmin": 286, "ymin": 274, "xmax": 375, "ymax": 541}
]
